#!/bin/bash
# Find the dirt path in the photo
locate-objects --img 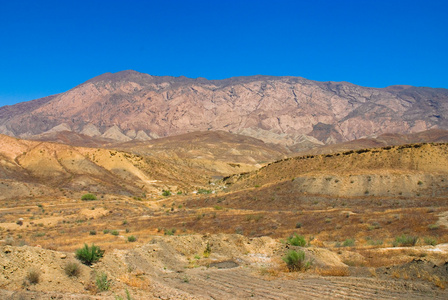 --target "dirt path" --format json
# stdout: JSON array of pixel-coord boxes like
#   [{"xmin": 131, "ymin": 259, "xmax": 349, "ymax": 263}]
[{"xmin": 157, "ymin": 267, "xmax": 447, "ymax": 300}]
